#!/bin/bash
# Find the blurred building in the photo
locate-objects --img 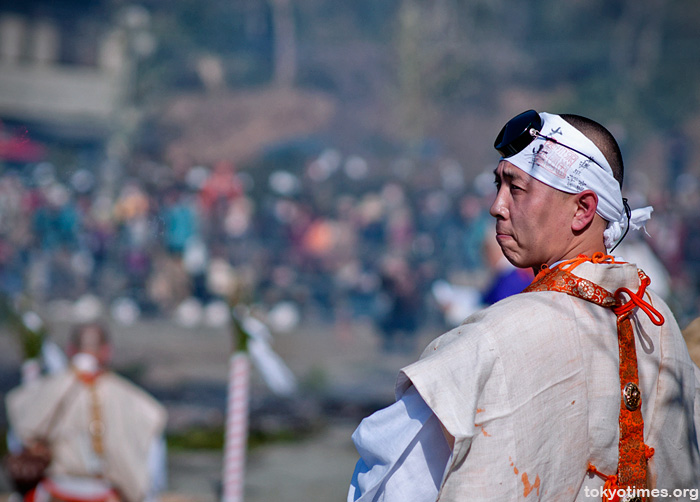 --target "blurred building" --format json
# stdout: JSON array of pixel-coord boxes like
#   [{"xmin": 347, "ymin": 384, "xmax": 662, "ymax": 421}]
[{"xmin": 0, "ymin": 3, "xmax": 148, "ymax": 154}]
